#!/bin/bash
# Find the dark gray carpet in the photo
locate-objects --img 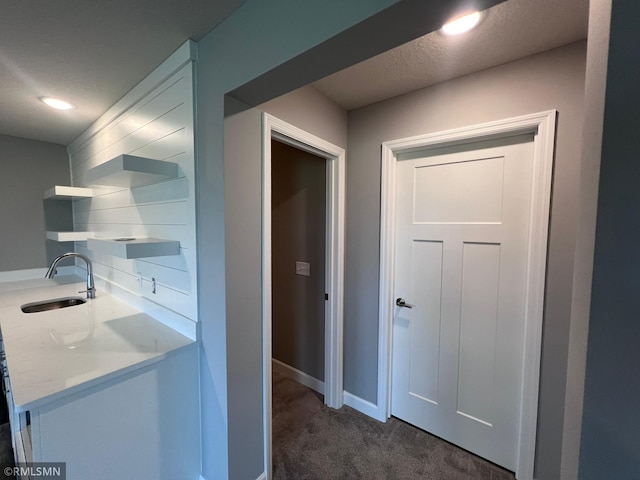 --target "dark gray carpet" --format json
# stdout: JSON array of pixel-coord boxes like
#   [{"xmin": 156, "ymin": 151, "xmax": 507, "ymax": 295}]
[
  {"xmin": 0, "ymin": 422, "xmax": 14, "ymax": 473},
  {"xmin": 272, "ymin": 373, "xmax": 515, "ymax": 480}
]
